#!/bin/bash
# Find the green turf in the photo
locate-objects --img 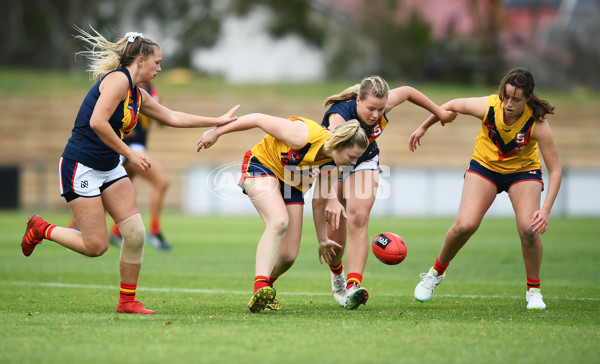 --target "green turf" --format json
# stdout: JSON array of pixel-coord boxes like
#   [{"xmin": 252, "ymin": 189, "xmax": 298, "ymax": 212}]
[{"xmin": 1, "ymin": 211, "xmax": 598, "ymax": 363}]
